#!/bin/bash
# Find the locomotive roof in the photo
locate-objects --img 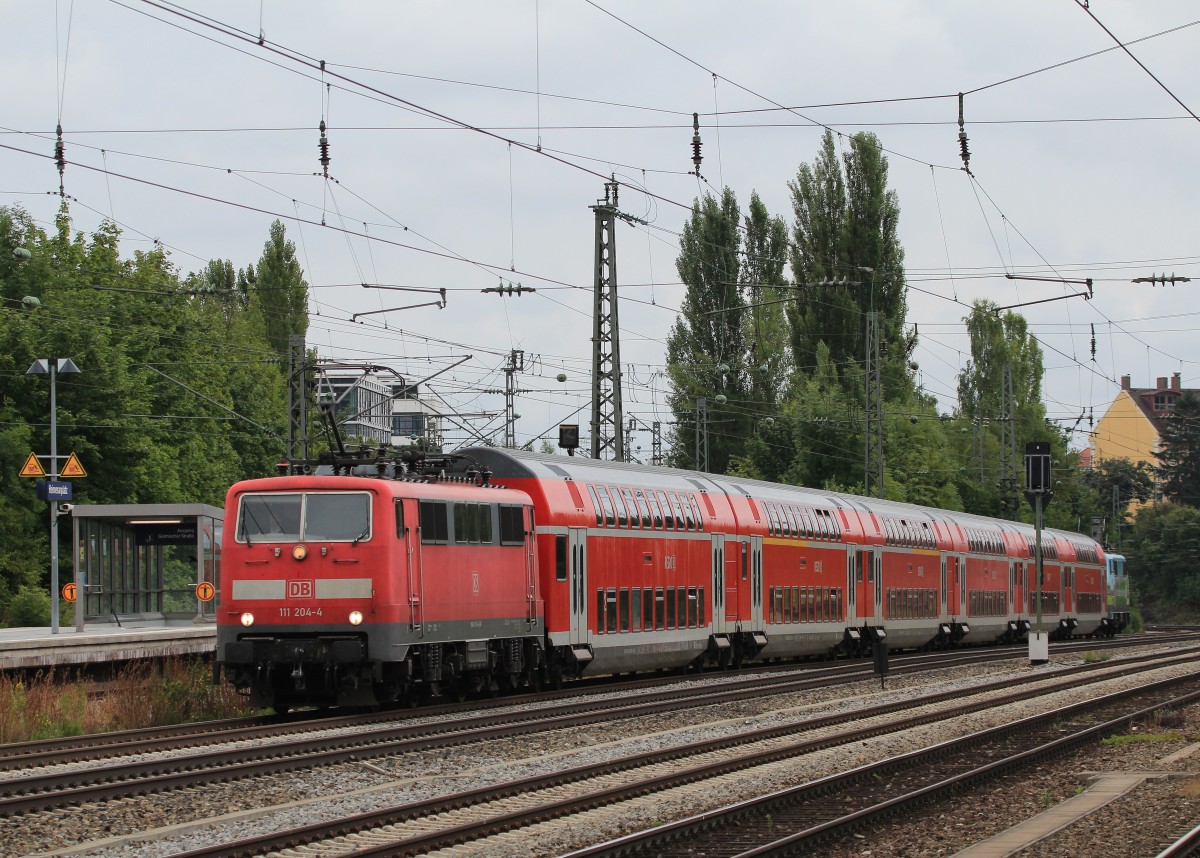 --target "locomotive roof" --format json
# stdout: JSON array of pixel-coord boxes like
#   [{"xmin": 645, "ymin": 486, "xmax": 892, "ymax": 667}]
[{"xmin": 457, "ymin": 447, "xmax": 1099, "ymax": 547}]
